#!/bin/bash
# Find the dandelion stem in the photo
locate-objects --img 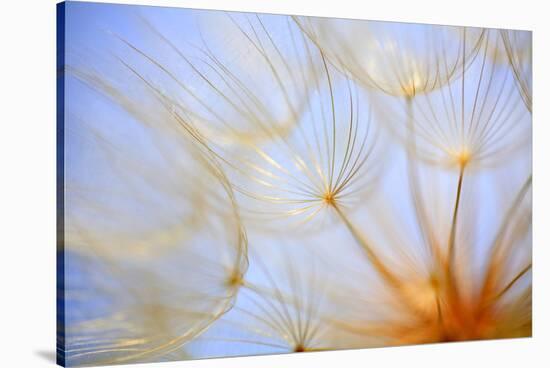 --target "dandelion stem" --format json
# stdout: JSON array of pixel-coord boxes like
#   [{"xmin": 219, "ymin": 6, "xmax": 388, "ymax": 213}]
[
  {"xmin": 494, "ymin": 263, "xmax": 531, "ymax": 301},
  {"xmin": 405, "ymin": 97, "xmax": 440, "ymax": 265},
  {"xmin": 331, "ymin": 204, "xmax": 400, "ymax": 288},
  {"xmin": 480, "ymin": 174, "xmax": 532, "ymax": 300},
  {"xmin": 447, "ymin": 164, "xmax": 466, "ymax": 288}
]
